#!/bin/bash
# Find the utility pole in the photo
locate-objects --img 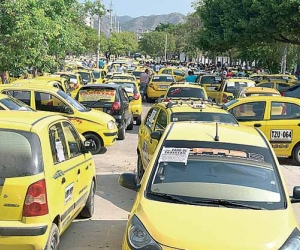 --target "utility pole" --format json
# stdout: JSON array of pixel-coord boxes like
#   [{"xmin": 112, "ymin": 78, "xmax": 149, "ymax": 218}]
[
  {"xmin": 164, "ymin": 34, "xmax": 168, "ymax": 62},
  {"xmin": 109, "ymin": 0, "xmax": 113, "ymax": 35},
  {"xmin": 114, "ymin": 12, "xmax": 117, "ymax": 32},
  {"xmin": 96, "ymin": 11, "xmax": 101, "ymax": 69},
  {"xmin": 281, "ymin": 46, "xmax": 287, "ymax": 74}
]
